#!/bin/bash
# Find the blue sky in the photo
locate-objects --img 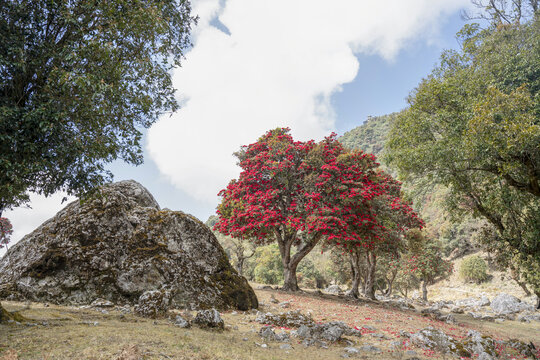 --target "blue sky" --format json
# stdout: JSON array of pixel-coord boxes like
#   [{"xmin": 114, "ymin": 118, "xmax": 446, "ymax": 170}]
[{"xmin": 3, "ymin": 1, "xmax": 473, "ymax": 249}]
